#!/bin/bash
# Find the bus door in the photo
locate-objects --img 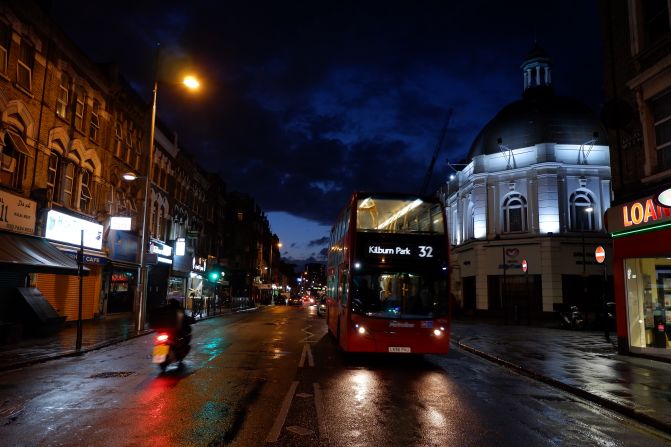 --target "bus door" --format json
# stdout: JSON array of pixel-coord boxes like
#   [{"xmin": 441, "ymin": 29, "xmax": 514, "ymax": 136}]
[{"xmin": 338, "ymin": 268, "xmax": 349, "ymax": 344}]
